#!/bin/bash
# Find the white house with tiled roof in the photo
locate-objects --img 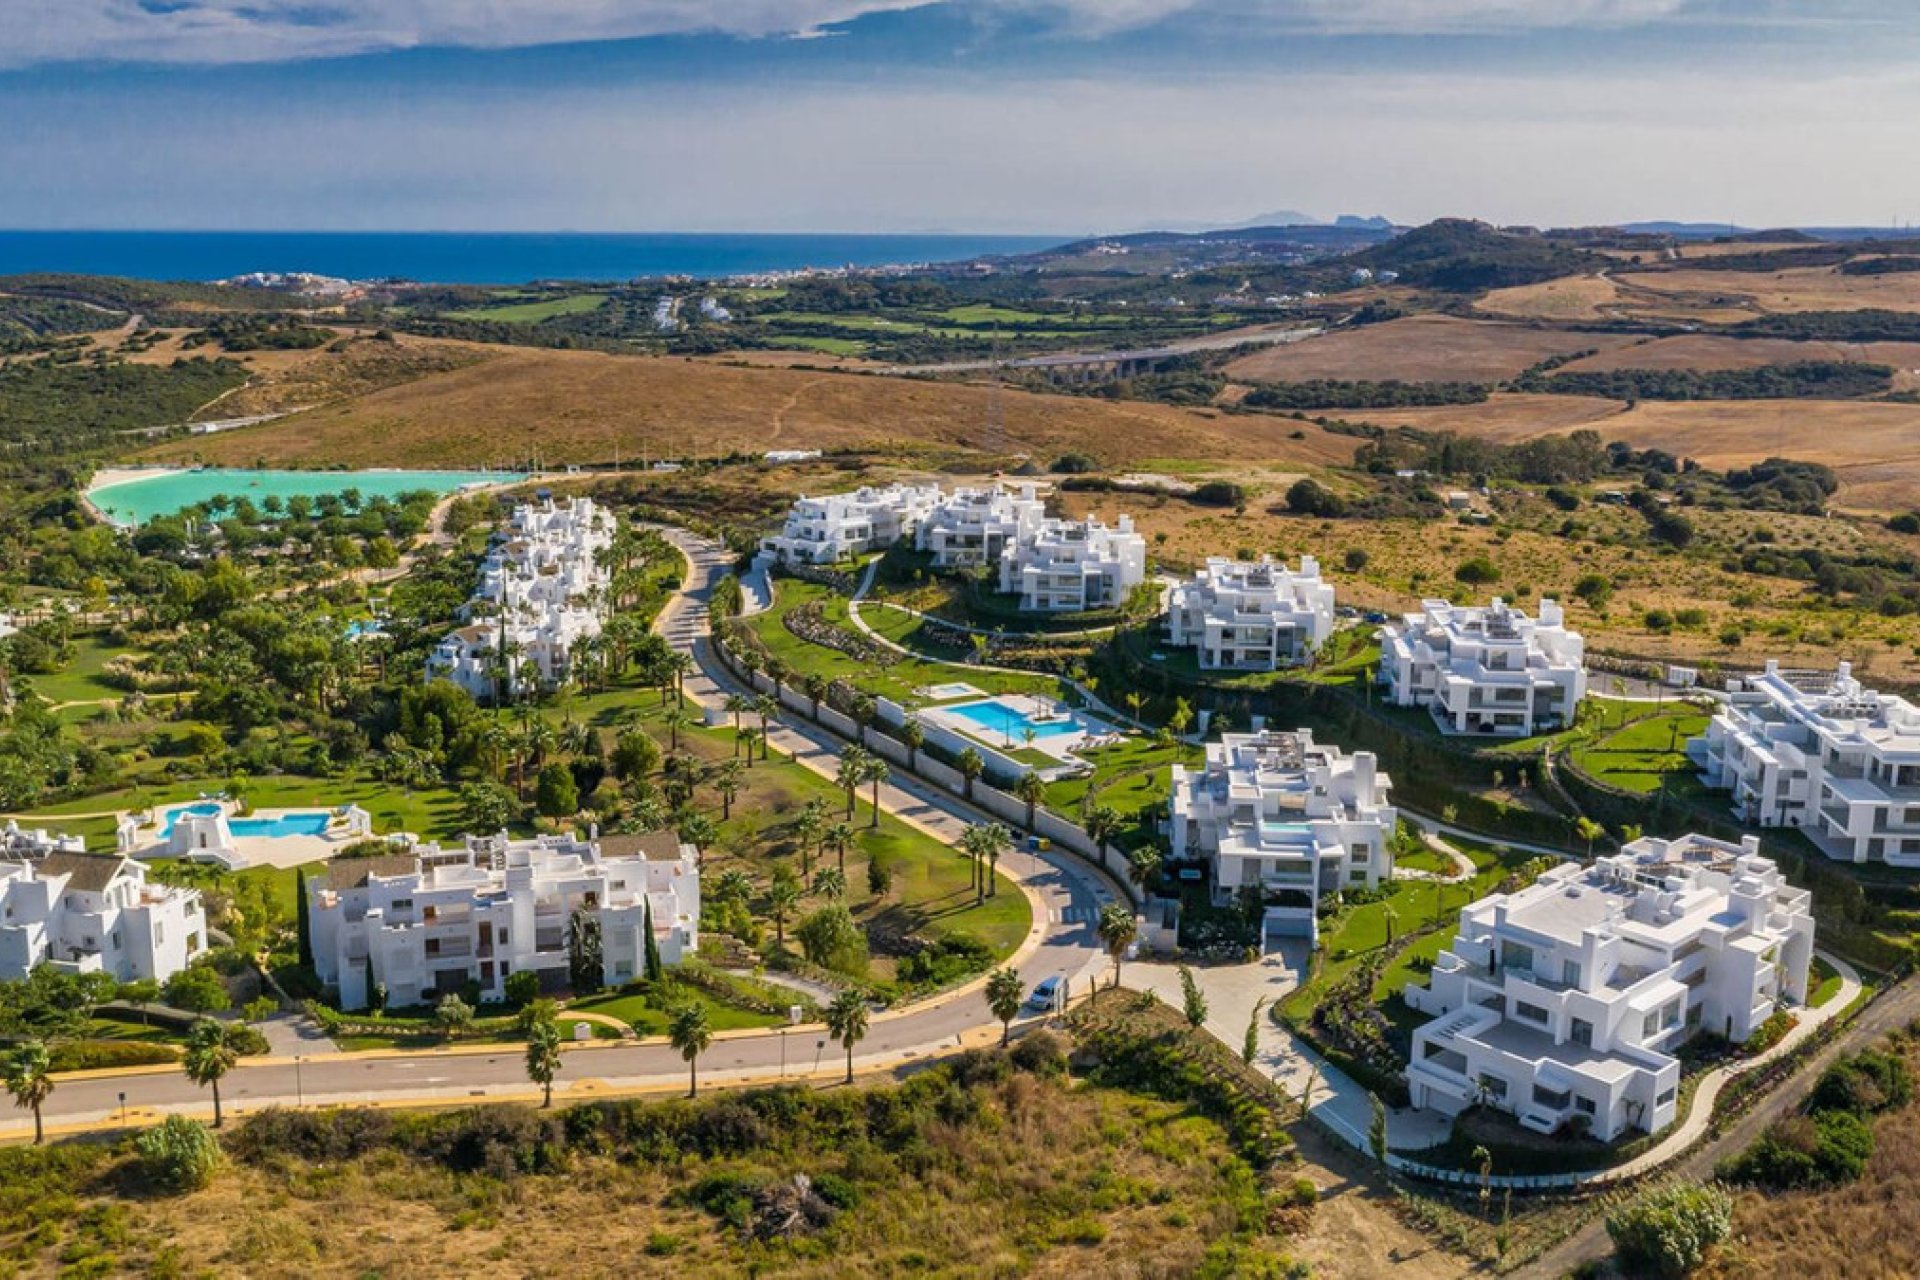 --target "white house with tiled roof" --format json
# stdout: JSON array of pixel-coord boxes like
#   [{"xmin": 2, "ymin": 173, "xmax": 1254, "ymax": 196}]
[
  {"xmin": 0, "ymin": 849, "xmax": 207, "ymax": 983},
  {"xmin": 1166, "ymin": 555, "xmax": 1335, "ymax": 670},
  {"xmin": 308, "ymin": 830, "xmax": 701, "ymax": 1011},
  {"xmin": 1404, "ymin": 833, "xmax": 1813, "ymax": 1141}
]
